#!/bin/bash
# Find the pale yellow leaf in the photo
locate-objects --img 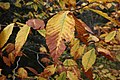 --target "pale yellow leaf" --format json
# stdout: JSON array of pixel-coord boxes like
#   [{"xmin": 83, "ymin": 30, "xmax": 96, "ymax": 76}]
[
  {"xmin": 63, "ymin": 59, "xmax": 77, "ymax": 67},
  {"xmin": 56, "ymin": 72, "xmax": 66, "ymax": 80},
  {"xmin": 67, "ymin": 71, "xmax": 78, "ymax": 80},
  {"xmin": 105, "ymin": 31, "xmax": 116, "ymax": 42},
  {"xmin": 15, "ymin": 25, "xmax": 30, "ymax": 56},
  {"xmin": 82, "ymin": 48, "xmax": 96, "ymax": 72},
  {"xmin": 0, "ymin": 23, "xmax": 14, "ymax": 48}
]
